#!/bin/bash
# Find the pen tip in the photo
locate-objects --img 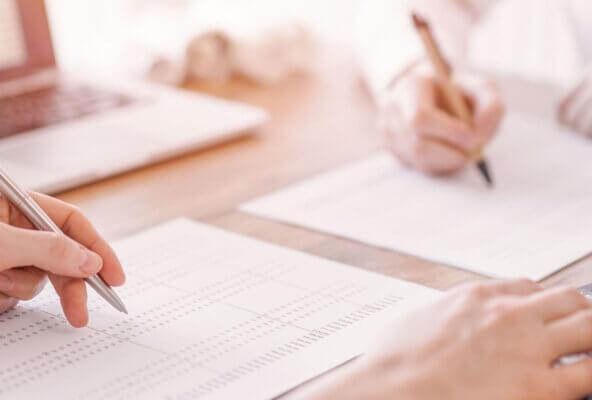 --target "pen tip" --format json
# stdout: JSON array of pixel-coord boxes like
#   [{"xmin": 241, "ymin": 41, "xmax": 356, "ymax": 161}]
[
  {"xmin": 476, "ymin": 160, "xmax": 494, "ymax": 188},
  {"xmin": 109, "ymin": 292, "xmax": 128, "ymax": 314}
]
